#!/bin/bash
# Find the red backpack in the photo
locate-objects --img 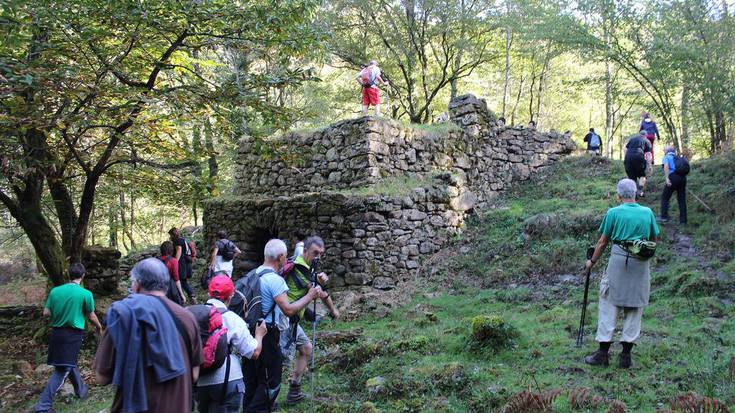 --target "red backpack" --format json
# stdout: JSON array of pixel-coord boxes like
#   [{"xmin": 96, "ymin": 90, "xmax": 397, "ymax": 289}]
[{"xmin": 187, "ymin": 304, "xmax": 229, "ymax": 374}]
